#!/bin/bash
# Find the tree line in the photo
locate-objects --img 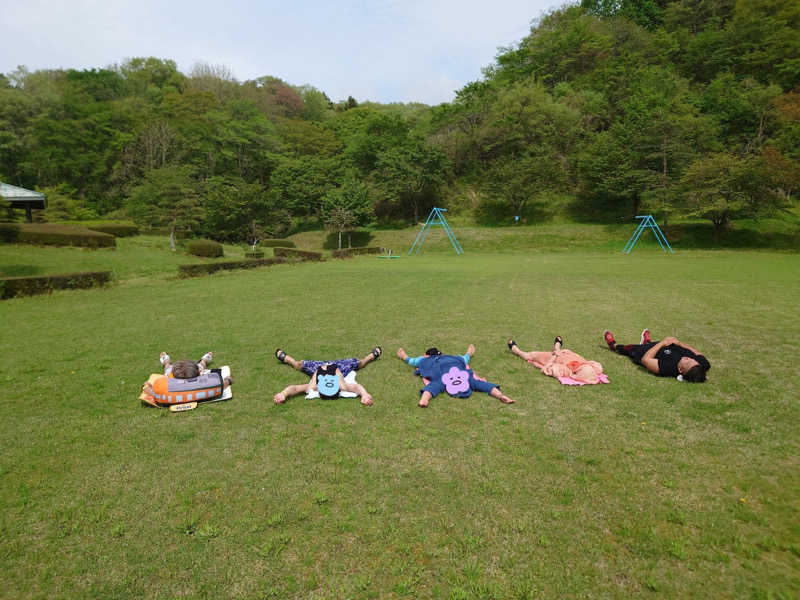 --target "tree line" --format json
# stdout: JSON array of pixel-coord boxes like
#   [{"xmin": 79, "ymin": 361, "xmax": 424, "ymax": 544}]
[{"xmin": 1, "ymin": 0, "xmax": 798, "ymax": 242}]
